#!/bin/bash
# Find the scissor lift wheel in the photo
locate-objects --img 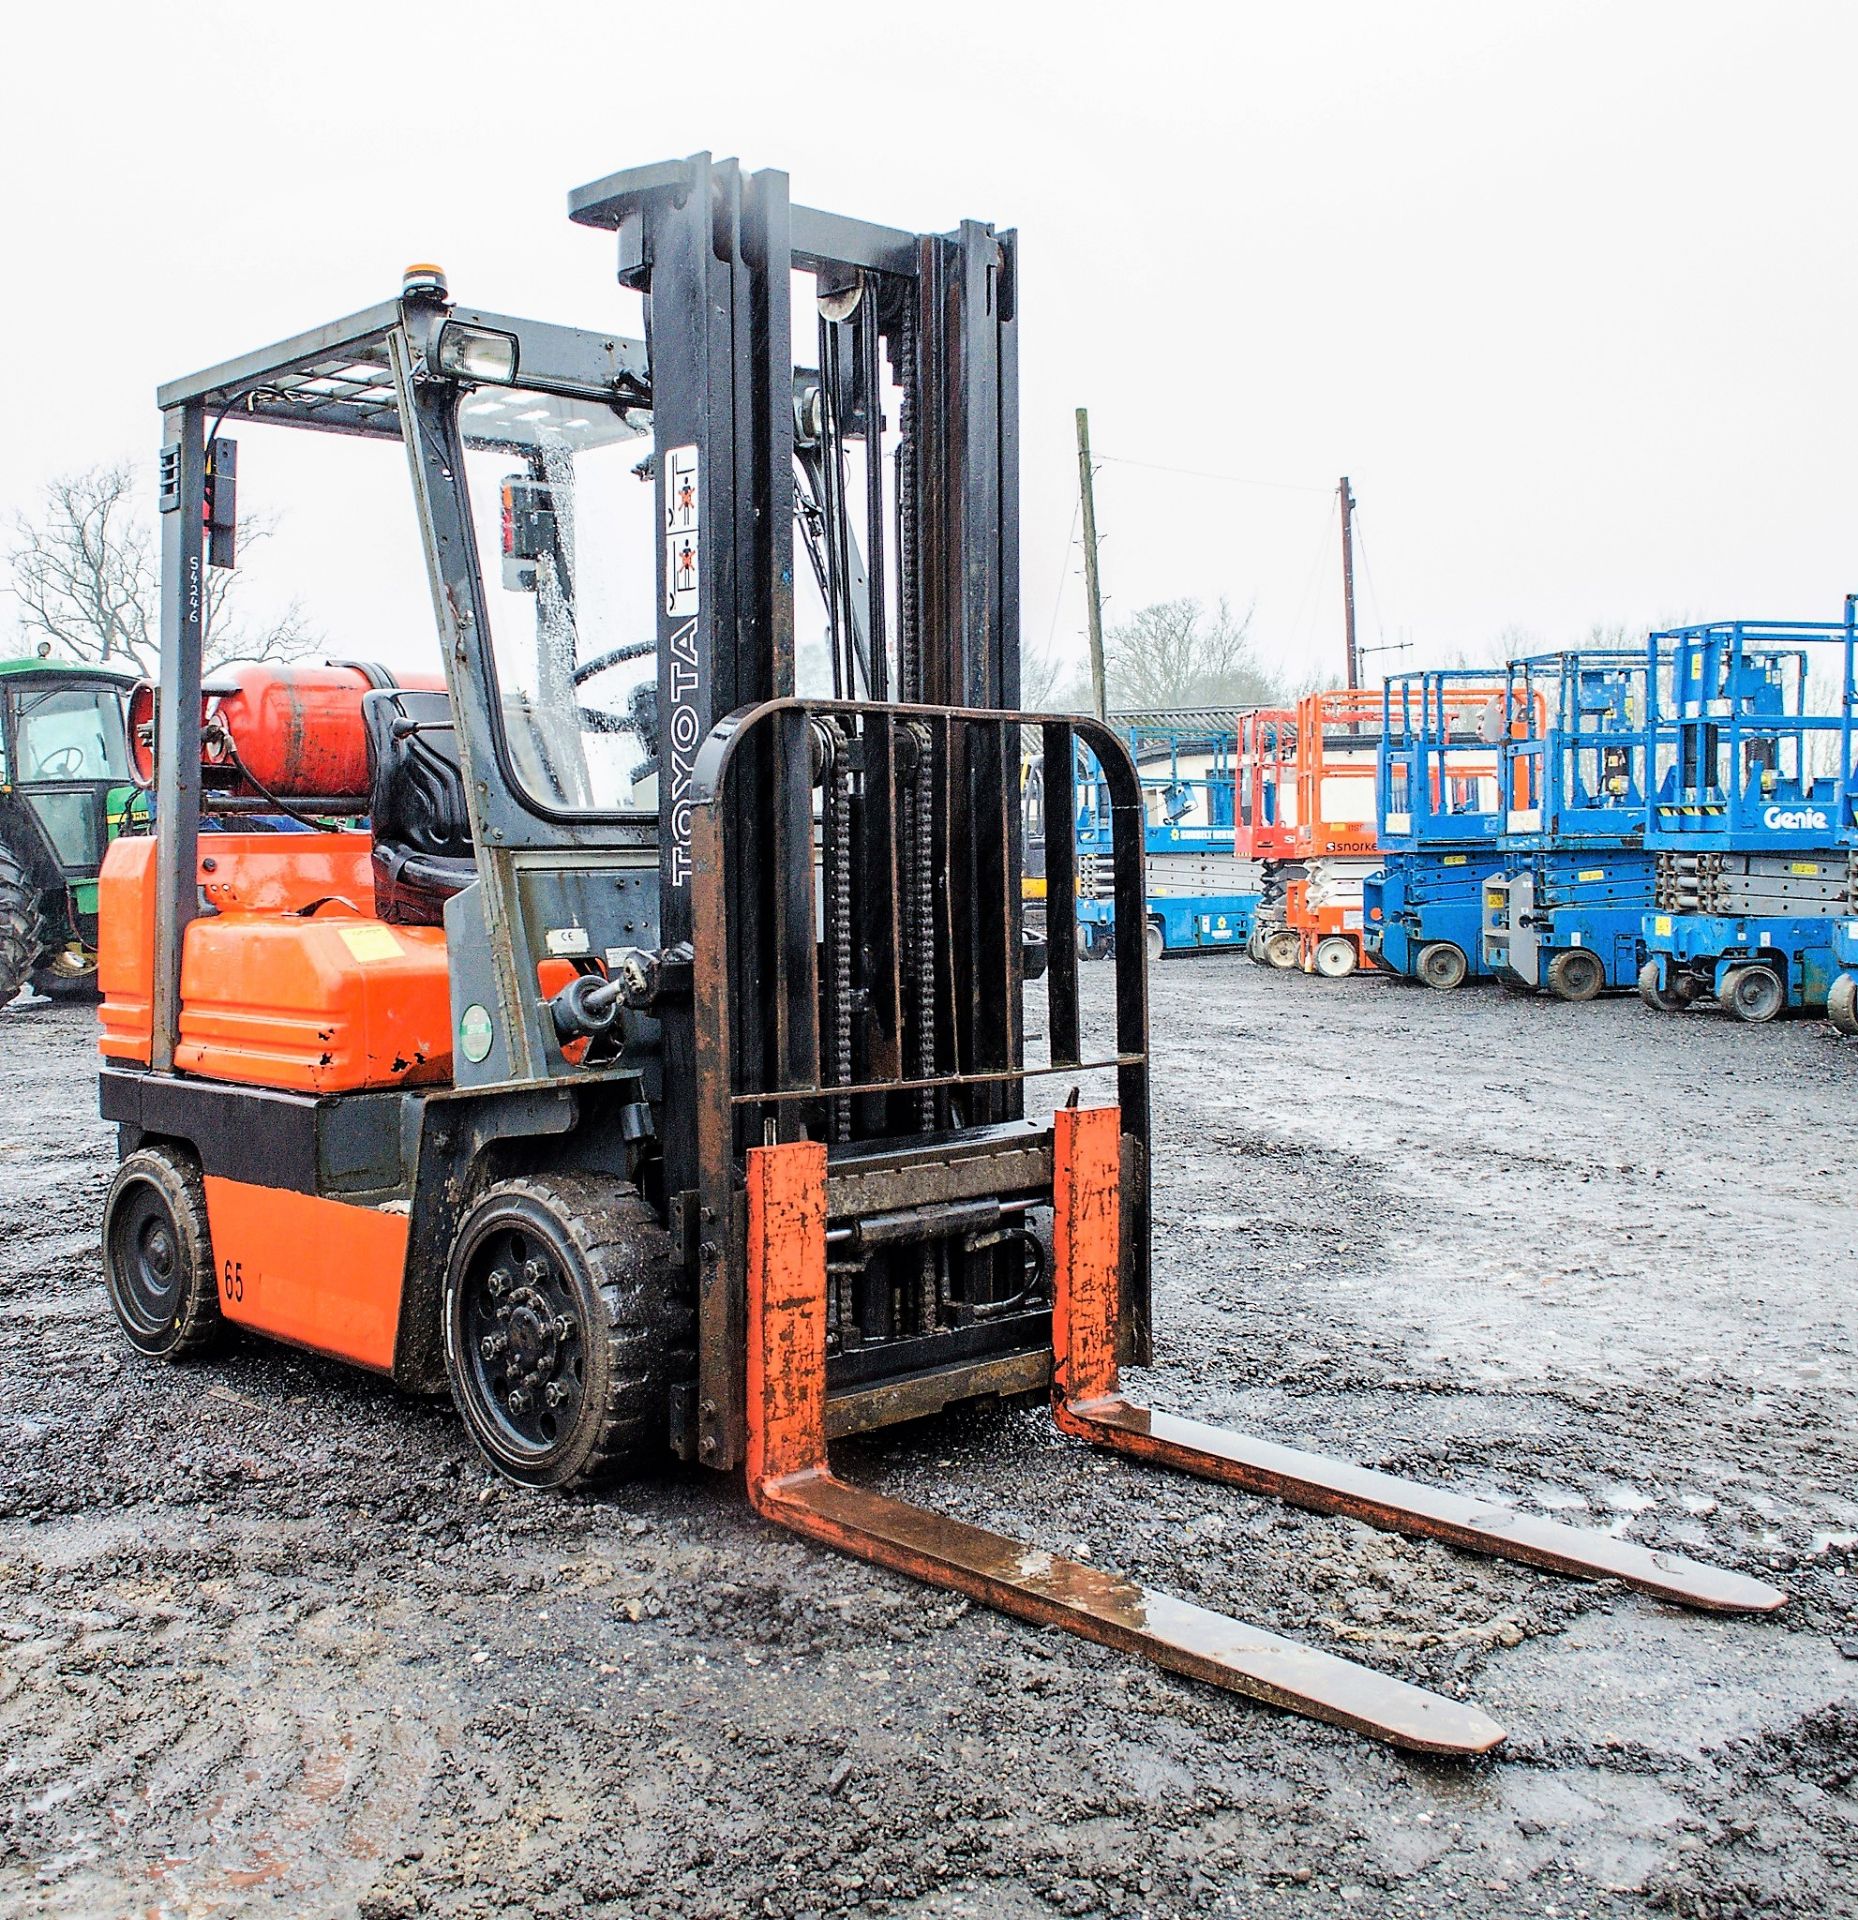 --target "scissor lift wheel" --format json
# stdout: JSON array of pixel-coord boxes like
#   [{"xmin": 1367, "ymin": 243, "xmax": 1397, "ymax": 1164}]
[
  {"xmin": 1417, "ymin": 941, "xmax": 1468, "ymax": 991},
  {"xmin": 1264, "ymin": 928, "xmax": 1301, "ymax": 970},
  {"xmin": 1719, "ymin": 964, "xmax": 1784, "ymax": 1025},
  {"xmin": 443, "ymin": 1175, "xmax": 691, "ymax": 1490},
  {"xmin": 1828, "ymin": 973, "xmax": 1858, "ymax": 1035},
  {"xmin": 1546, "ymin": 948, "xmax": 1604, "ymax": 1003},
  {"xmin": 1313, "ymin": 935, "xmax": 1359, "ymax": 978},
  {"xmin": 1145, "ymin": 920, "xmax": 1165, "ymax": 963},
  {"xmin": 102, "ymin": 1146, "xmax": 224, "ymax": 1360}
]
